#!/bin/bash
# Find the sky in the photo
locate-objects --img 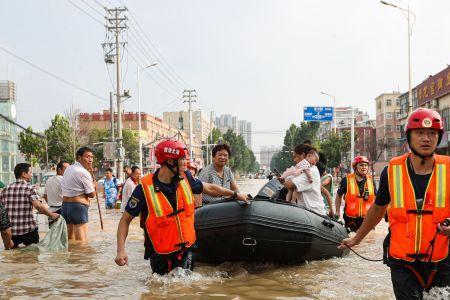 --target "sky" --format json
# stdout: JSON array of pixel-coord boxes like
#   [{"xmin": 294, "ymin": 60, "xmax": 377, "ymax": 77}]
[{"xmin": 2, "ymin": 0, "xmax": 450, "ymax": 161}]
